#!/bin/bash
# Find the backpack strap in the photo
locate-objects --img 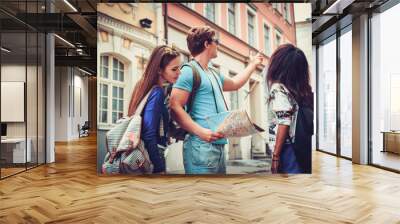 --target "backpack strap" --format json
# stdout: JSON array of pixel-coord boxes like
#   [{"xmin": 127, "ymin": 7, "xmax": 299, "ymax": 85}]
[
  {"xmin": 180, "ymin": 61, "xmax": 201, "ymax": 113},
  {"xmin": 209, "ymin": 67, "xmax": 229, "ymax": 111},
  {"xmin": 134, "ymin": 86, "xmax": 155, "ymax": 116}
]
